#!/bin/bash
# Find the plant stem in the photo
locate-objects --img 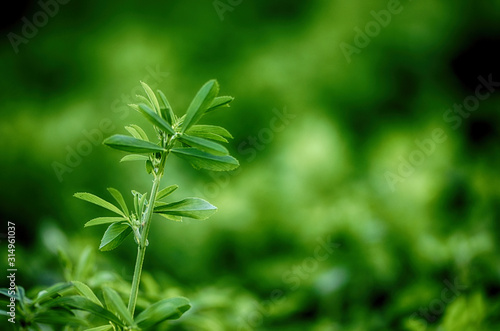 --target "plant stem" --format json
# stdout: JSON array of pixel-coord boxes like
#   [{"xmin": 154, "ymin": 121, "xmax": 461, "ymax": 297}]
[{"xmin": 127, "ymin": 153, "xmax": 166, "ymax": 315}]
